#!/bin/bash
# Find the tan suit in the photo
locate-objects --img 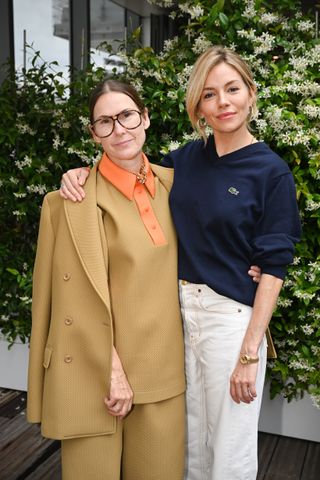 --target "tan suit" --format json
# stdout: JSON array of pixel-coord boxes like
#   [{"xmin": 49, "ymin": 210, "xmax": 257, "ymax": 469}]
[{"xmin": 27, "ymin": 163, "xmax": 185, "ymax": 447}]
